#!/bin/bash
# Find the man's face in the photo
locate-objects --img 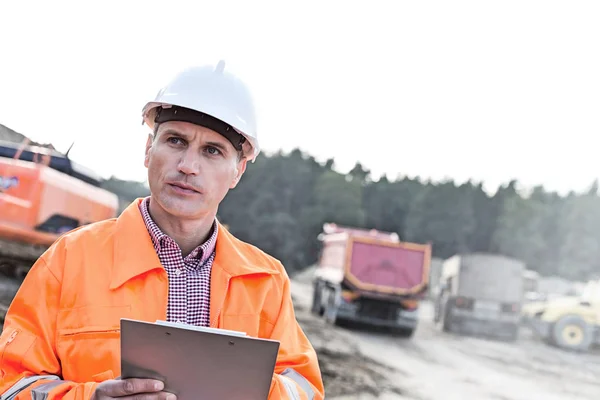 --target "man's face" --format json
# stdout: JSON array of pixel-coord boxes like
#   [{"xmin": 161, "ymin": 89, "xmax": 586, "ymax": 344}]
[{"xmin": 144, "ymin": 121, "xmax": 247, "ymax": 220}]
